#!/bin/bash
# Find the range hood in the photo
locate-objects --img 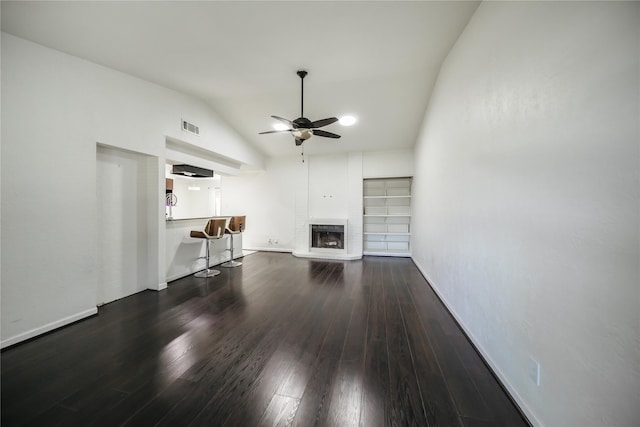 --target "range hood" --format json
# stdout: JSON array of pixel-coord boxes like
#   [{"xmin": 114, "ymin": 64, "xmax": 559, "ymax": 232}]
[{"xmin": 171, "ymin": 164, "xmax": 214, "ymax": 178}]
